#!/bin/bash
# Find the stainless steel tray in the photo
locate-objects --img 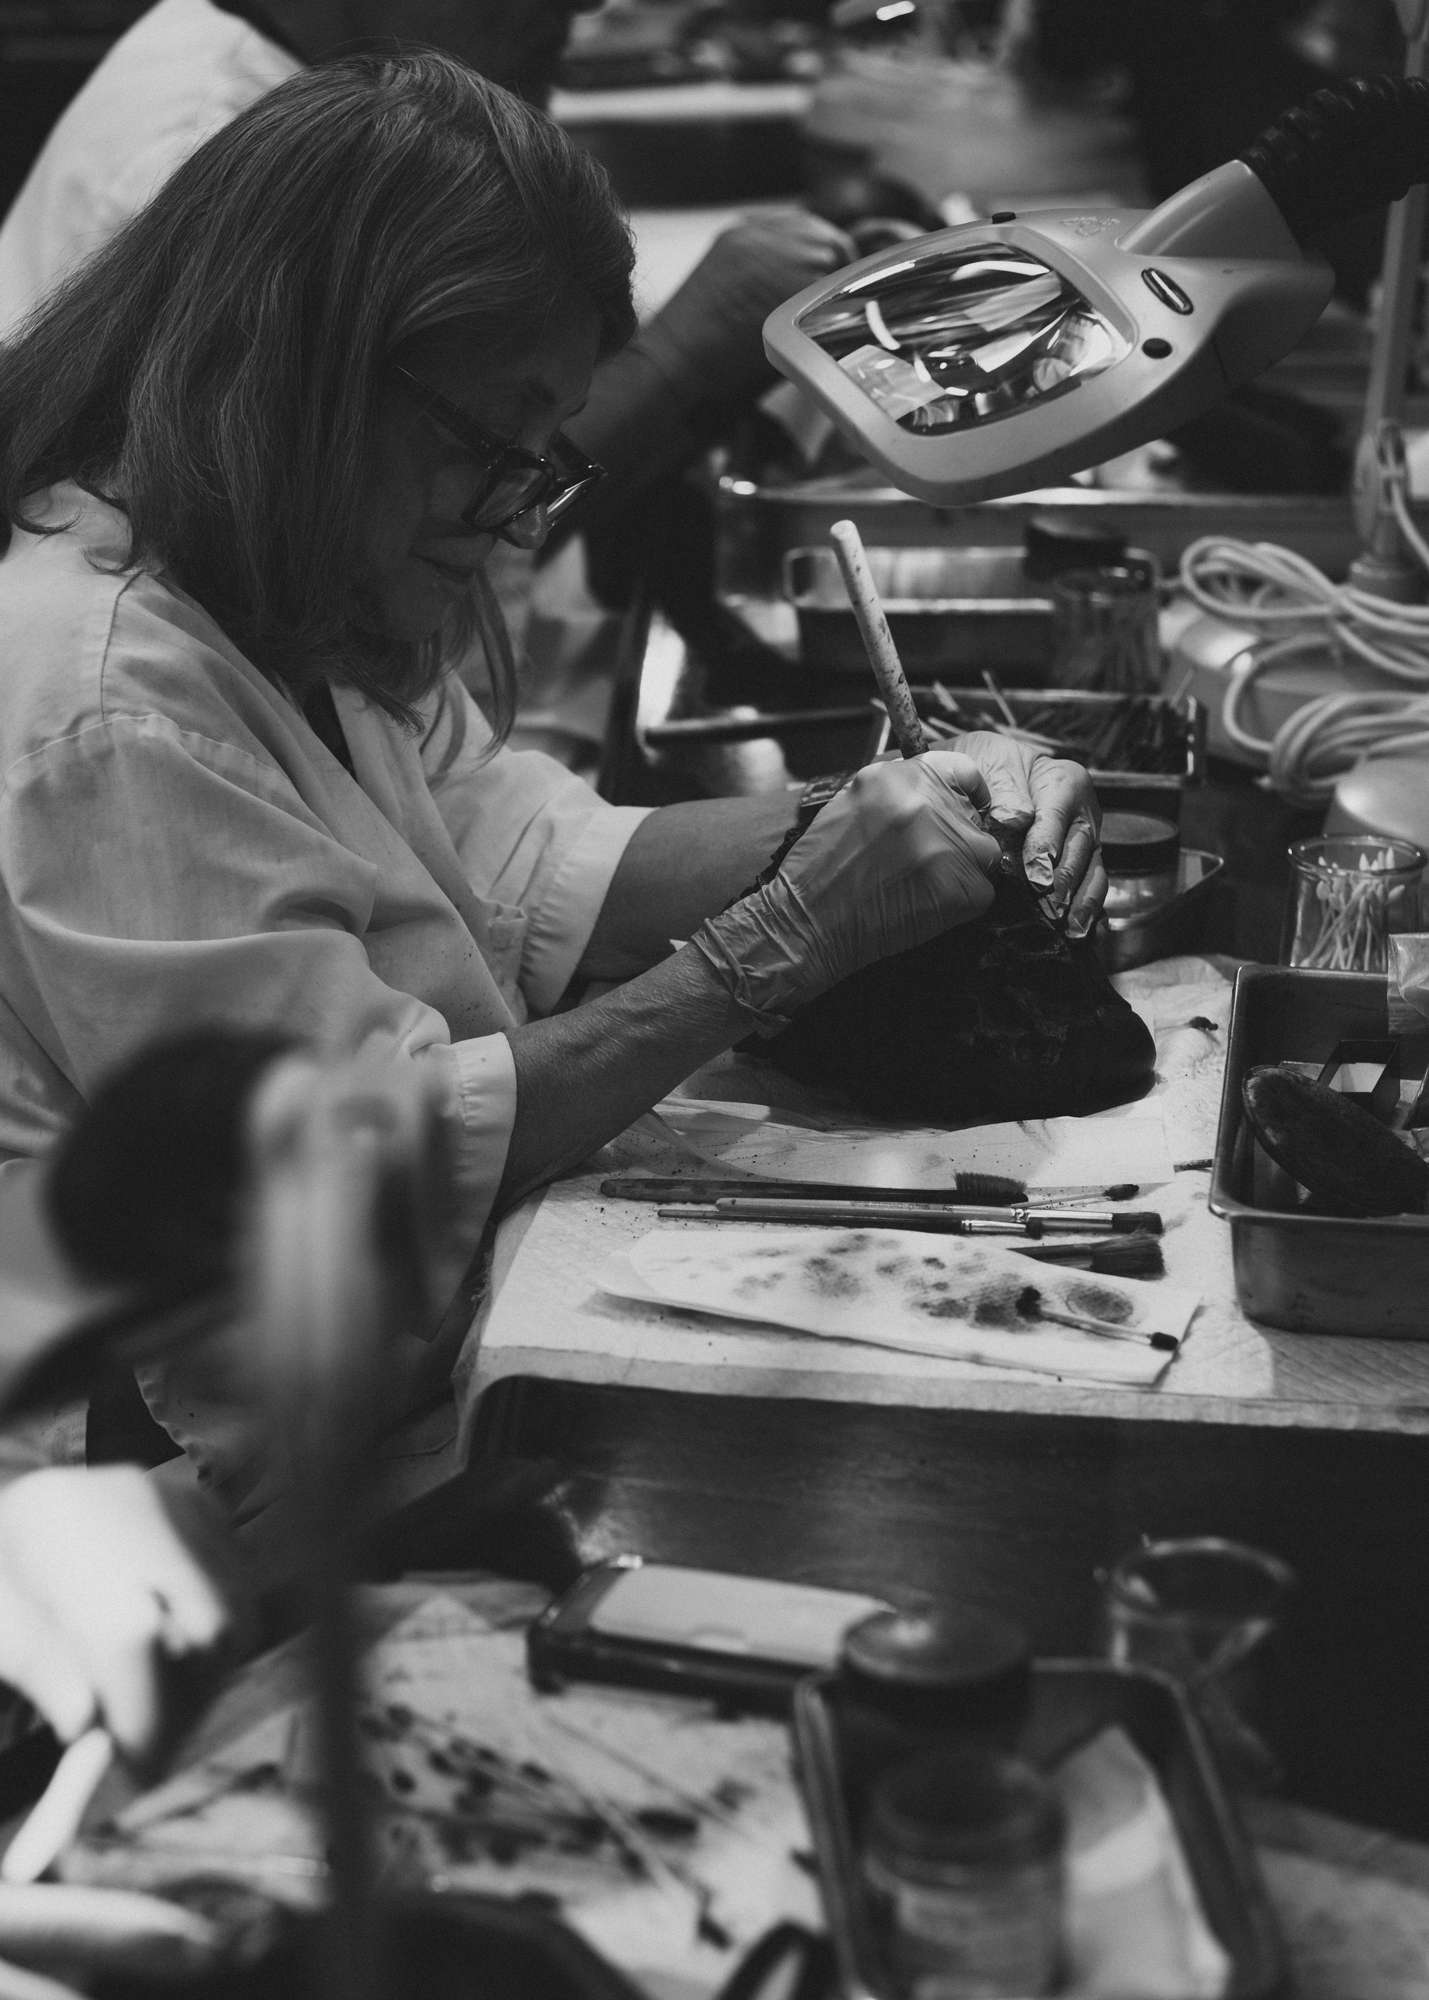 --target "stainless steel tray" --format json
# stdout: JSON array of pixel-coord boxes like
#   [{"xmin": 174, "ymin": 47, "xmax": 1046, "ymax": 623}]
[
  {"xmin": 793, "ymin": 1661, "xmax": 1284, "ymax": 2000},
  {"xmin": 782, "ymin": 543, "xmax": 1056, "ymax": 680},
  {"xmin": 715, "ymin": 463, "xmax": 1360, "ymax": 605},
  {"xmin": 1208, "ymin": 967, "xmax": 1429, "ymax": 1336}
]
